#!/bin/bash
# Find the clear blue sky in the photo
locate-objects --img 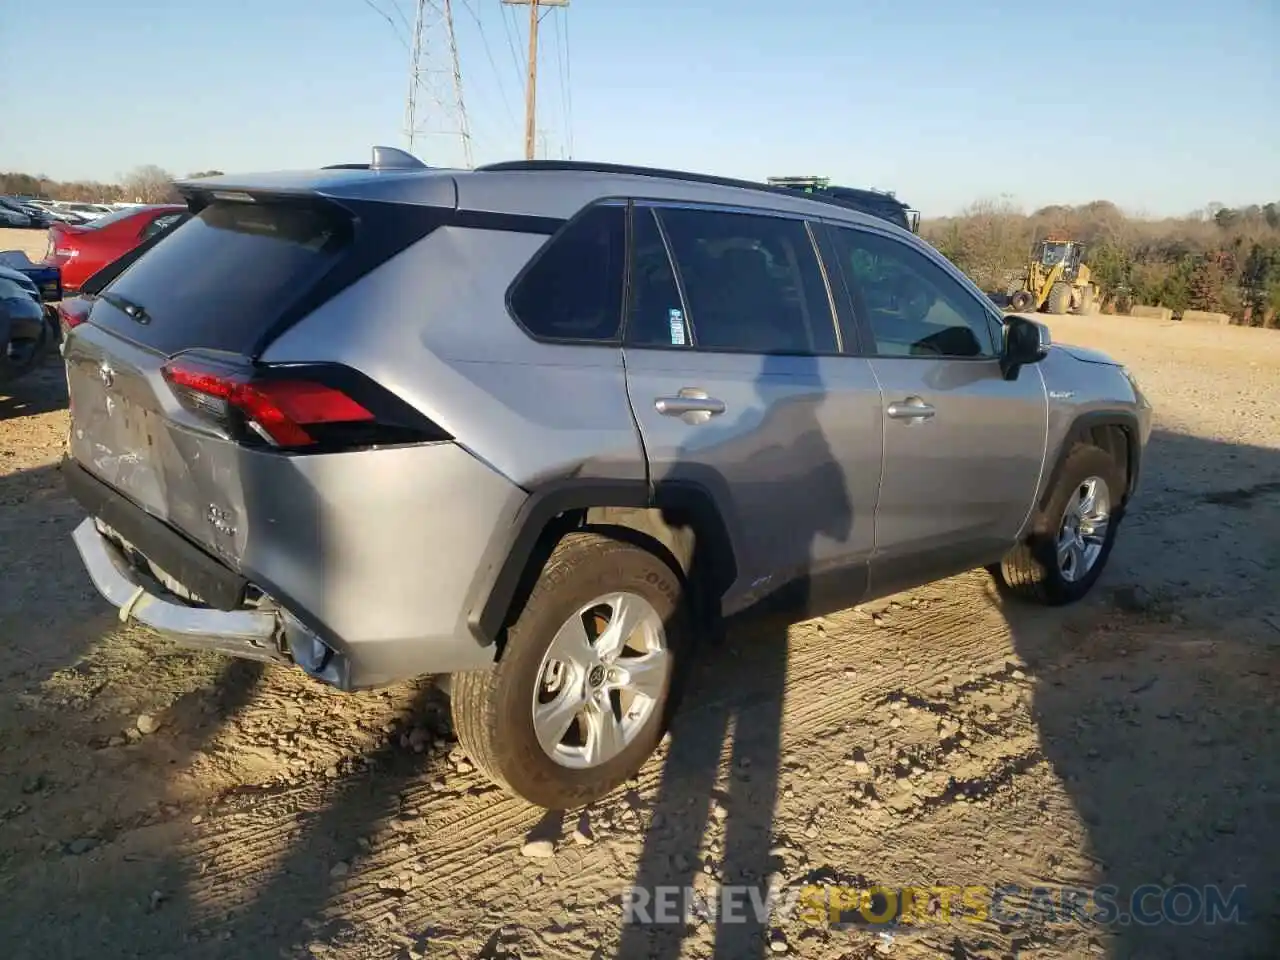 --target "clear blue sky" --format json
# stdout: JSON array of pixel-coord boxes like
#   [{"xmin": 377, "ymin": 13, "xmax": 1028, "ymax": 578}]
[{"xmin": 1, "ymin": 0, "xmax": 1276, "ymax": 216}]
